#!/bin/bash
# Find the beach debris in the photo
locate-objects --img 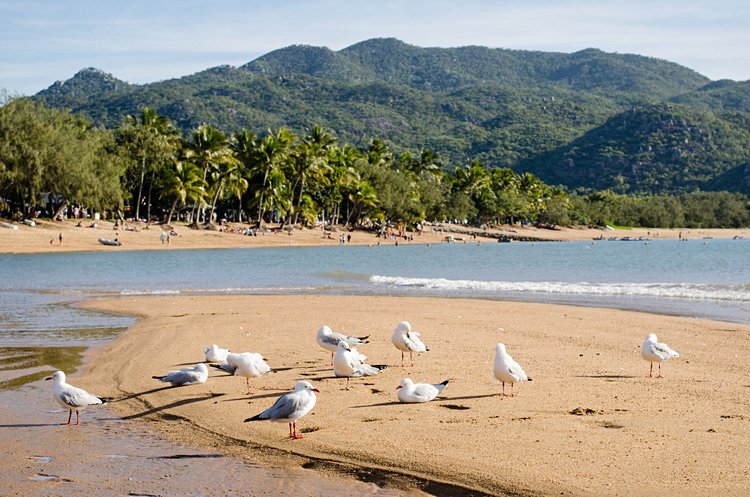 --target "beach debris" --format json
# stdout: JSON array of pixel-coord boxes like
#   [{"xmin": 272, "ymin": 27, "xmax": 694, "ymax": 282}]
[
  {"xmin": 396, "ymin": 378, "xmax": 449, "ymax": 403},
  {"xmin": 569, "ymin": 407, "xmax": 599, "ymax": 416},
  {"xmin": 153, "ymin": 363, "xmax": 208, "ymax": 387},
  {"xmin": 493, "ymin": 343, "xmax": 531, "ymax": 397},
  {"xmin": 46, "ymin": 370, "xmax": 109, "ymax": 426},
  {"xmin": 333, "ymin": 341, "xmax": 385, "ymax": 390},
  {"xmin": 244, "ymin": 380, "xmax": 319, "ymax": 439},
  {"xmin": 641, "ymin": 333, "xmax": 680, "ymax": 377},
  {"xmin": 316, "ymin": 325, "xmax": 369, "ymax": 365},
  {"xmin": 391, "ymin": 321, "xmax": 428, "ymax": 367}
]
